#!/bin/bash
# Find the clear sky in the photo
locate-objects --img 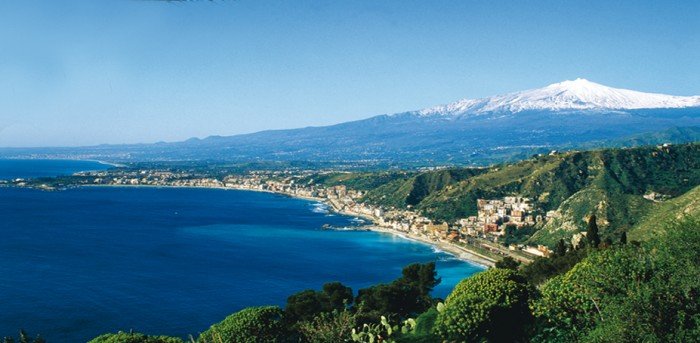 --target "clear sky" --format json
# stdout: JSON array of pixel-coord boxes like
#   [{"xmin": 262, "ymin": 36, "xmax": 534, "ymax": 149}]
[{"xmin": 1, "ymin": 0, "xmax": 698, "ymax": 147}]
